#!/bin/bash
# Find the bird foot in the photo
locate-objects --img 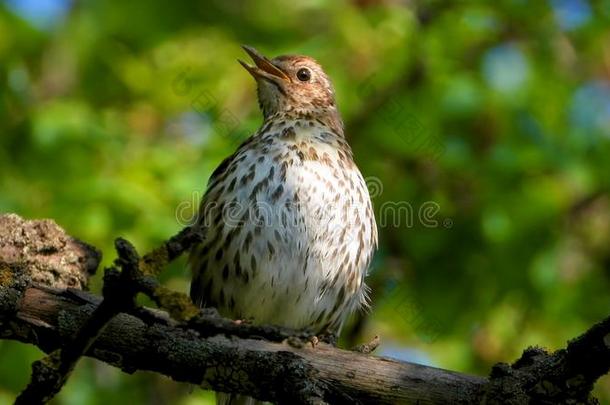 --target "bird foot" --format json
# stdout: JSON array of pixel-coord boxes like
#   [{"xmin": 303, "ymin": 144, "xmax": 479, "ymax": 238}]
[
  {"xmin": 351, "ymin": 335, "xmax": 381, "ymax": 354},
  {"xmin": 232, "ymin": 318, "xmax": 253, "ymax": 325},
  {"xmin": 316, "ymin": 332, "xmax": 339, "ymax": 346},
  {"xmin": 285, "ymin": 333, "xmax": 325, "ymax": 349},
  {"xmin": 309, "ymin": 335, "xmax": 319, "ymax": 348}
]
